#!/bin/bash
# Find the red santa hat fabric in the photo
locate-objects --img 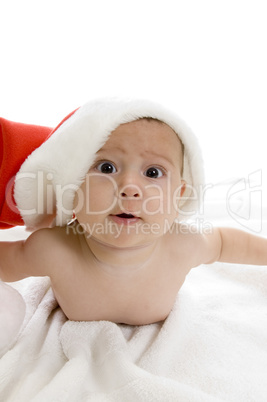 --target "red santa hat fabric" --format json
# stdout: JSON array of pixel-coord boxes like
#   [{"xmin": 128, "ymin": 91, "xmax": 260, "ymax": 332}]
[
  {"xmin": 1, "ymin": 98, "xmax": 204, "ymax": 230},
  {"xmin": 0, "ymin": 118, "xmax": 52, "ymax": 228}
]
